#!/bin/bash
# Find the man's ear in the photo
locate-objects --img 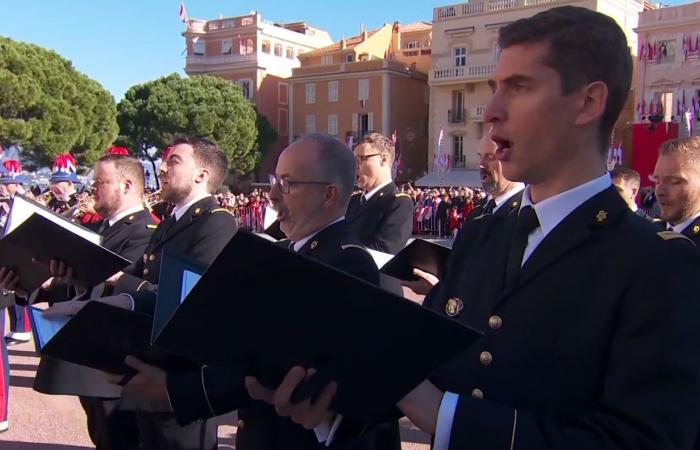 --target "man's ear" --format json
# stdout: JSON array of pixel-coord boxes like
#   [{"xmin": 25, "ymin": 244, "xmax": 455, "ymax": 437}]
[{"xmin": 573, "ymin": 81, "xmax": 608, "ymax": 127}]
